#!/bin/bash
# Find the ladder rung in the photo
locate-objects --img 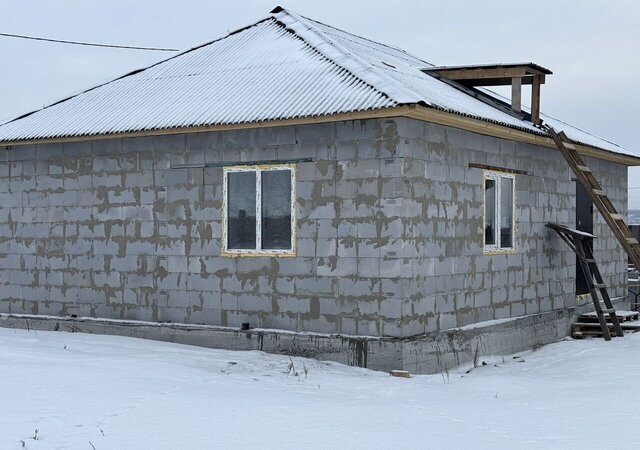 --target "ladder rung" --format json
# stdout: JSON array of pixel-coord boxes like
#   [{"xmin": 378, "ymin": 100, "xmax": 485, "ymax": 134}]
[
  {"xmin": 576, "ymin": 165, "xmax": 592, "ymax": 172},
  {"xmin": 610, "ymin": 214, "xmax": 624, "ymax": 220},
  {"xmin": 593, "ymin": 189, "xmax": 606, "ymax": 196},
  {"xmin": 627, "ymin": 237, "xmax": 639, "ymax": 245},
  {"xmin": 563, "ymin": 142, "xmax": 577, "ymax": 150},
  {"xmin": 584, "ymin": 258, "xmax": 596, "ymax": 263},
  {"xmin": 601, "ymin": 308, "xmax": 616, "ymax": 314},
  {"xmin": 593, "ymin": 283, "xmax": 606, "ymax": 288}
]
